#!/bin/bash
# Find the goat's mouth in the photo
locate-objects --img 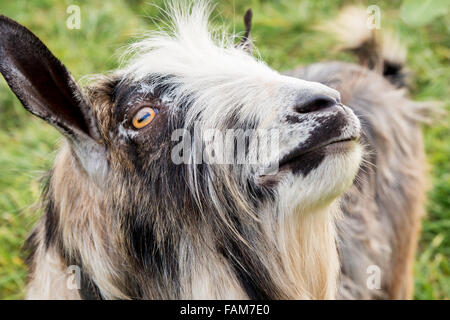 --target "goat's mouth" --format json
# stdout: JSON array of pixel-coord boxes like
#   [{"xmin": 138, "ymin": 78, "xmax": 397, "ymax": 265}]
[
  {"xmin": 277, "ymin": 136, "xmax": 359, "ymax": 173},
  {"xmin": 255, "ymin": 135, "xmax": 359, "ymax": 186}
]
